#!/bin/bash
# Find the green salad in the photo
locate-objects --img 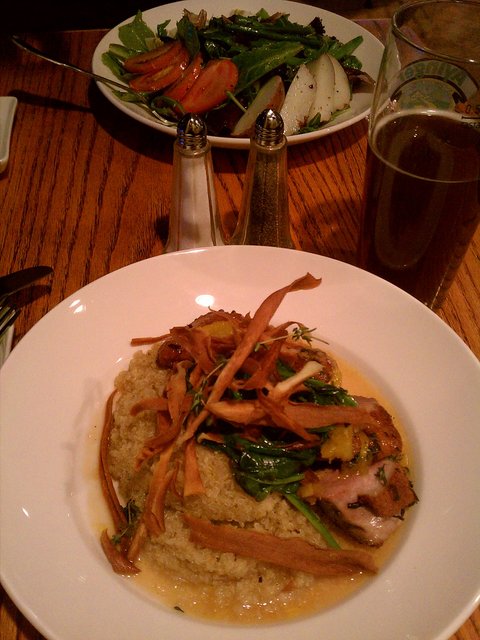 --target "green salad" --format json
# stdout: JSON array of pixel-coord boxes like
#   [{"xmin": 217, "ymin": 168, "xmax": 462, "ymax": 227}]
[{"xmin": 102, "ymin": 9, "xmax": 369, "ymax": 137}]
